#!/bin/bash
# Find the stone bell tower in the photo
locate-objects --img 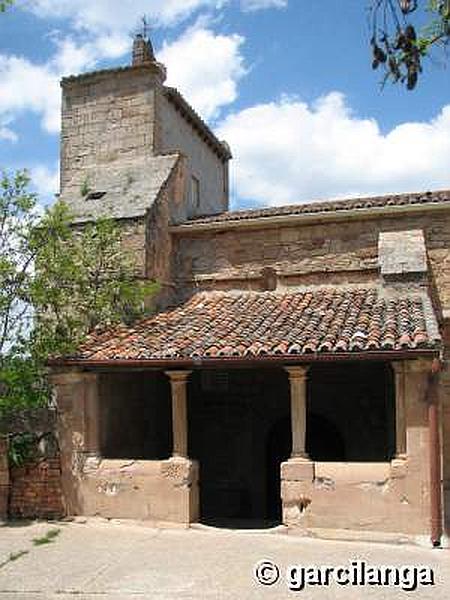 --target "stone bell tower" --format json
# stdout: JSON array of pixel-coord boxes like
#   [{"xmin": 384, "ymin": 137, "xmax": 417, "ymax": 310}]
[
  {"xmin": 60, "ymin": 35, "xmax": 167, "ymax": 193},
  {"xmin": 59, "ymin": 34, "xmax": 231, "ymax": 220}
]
